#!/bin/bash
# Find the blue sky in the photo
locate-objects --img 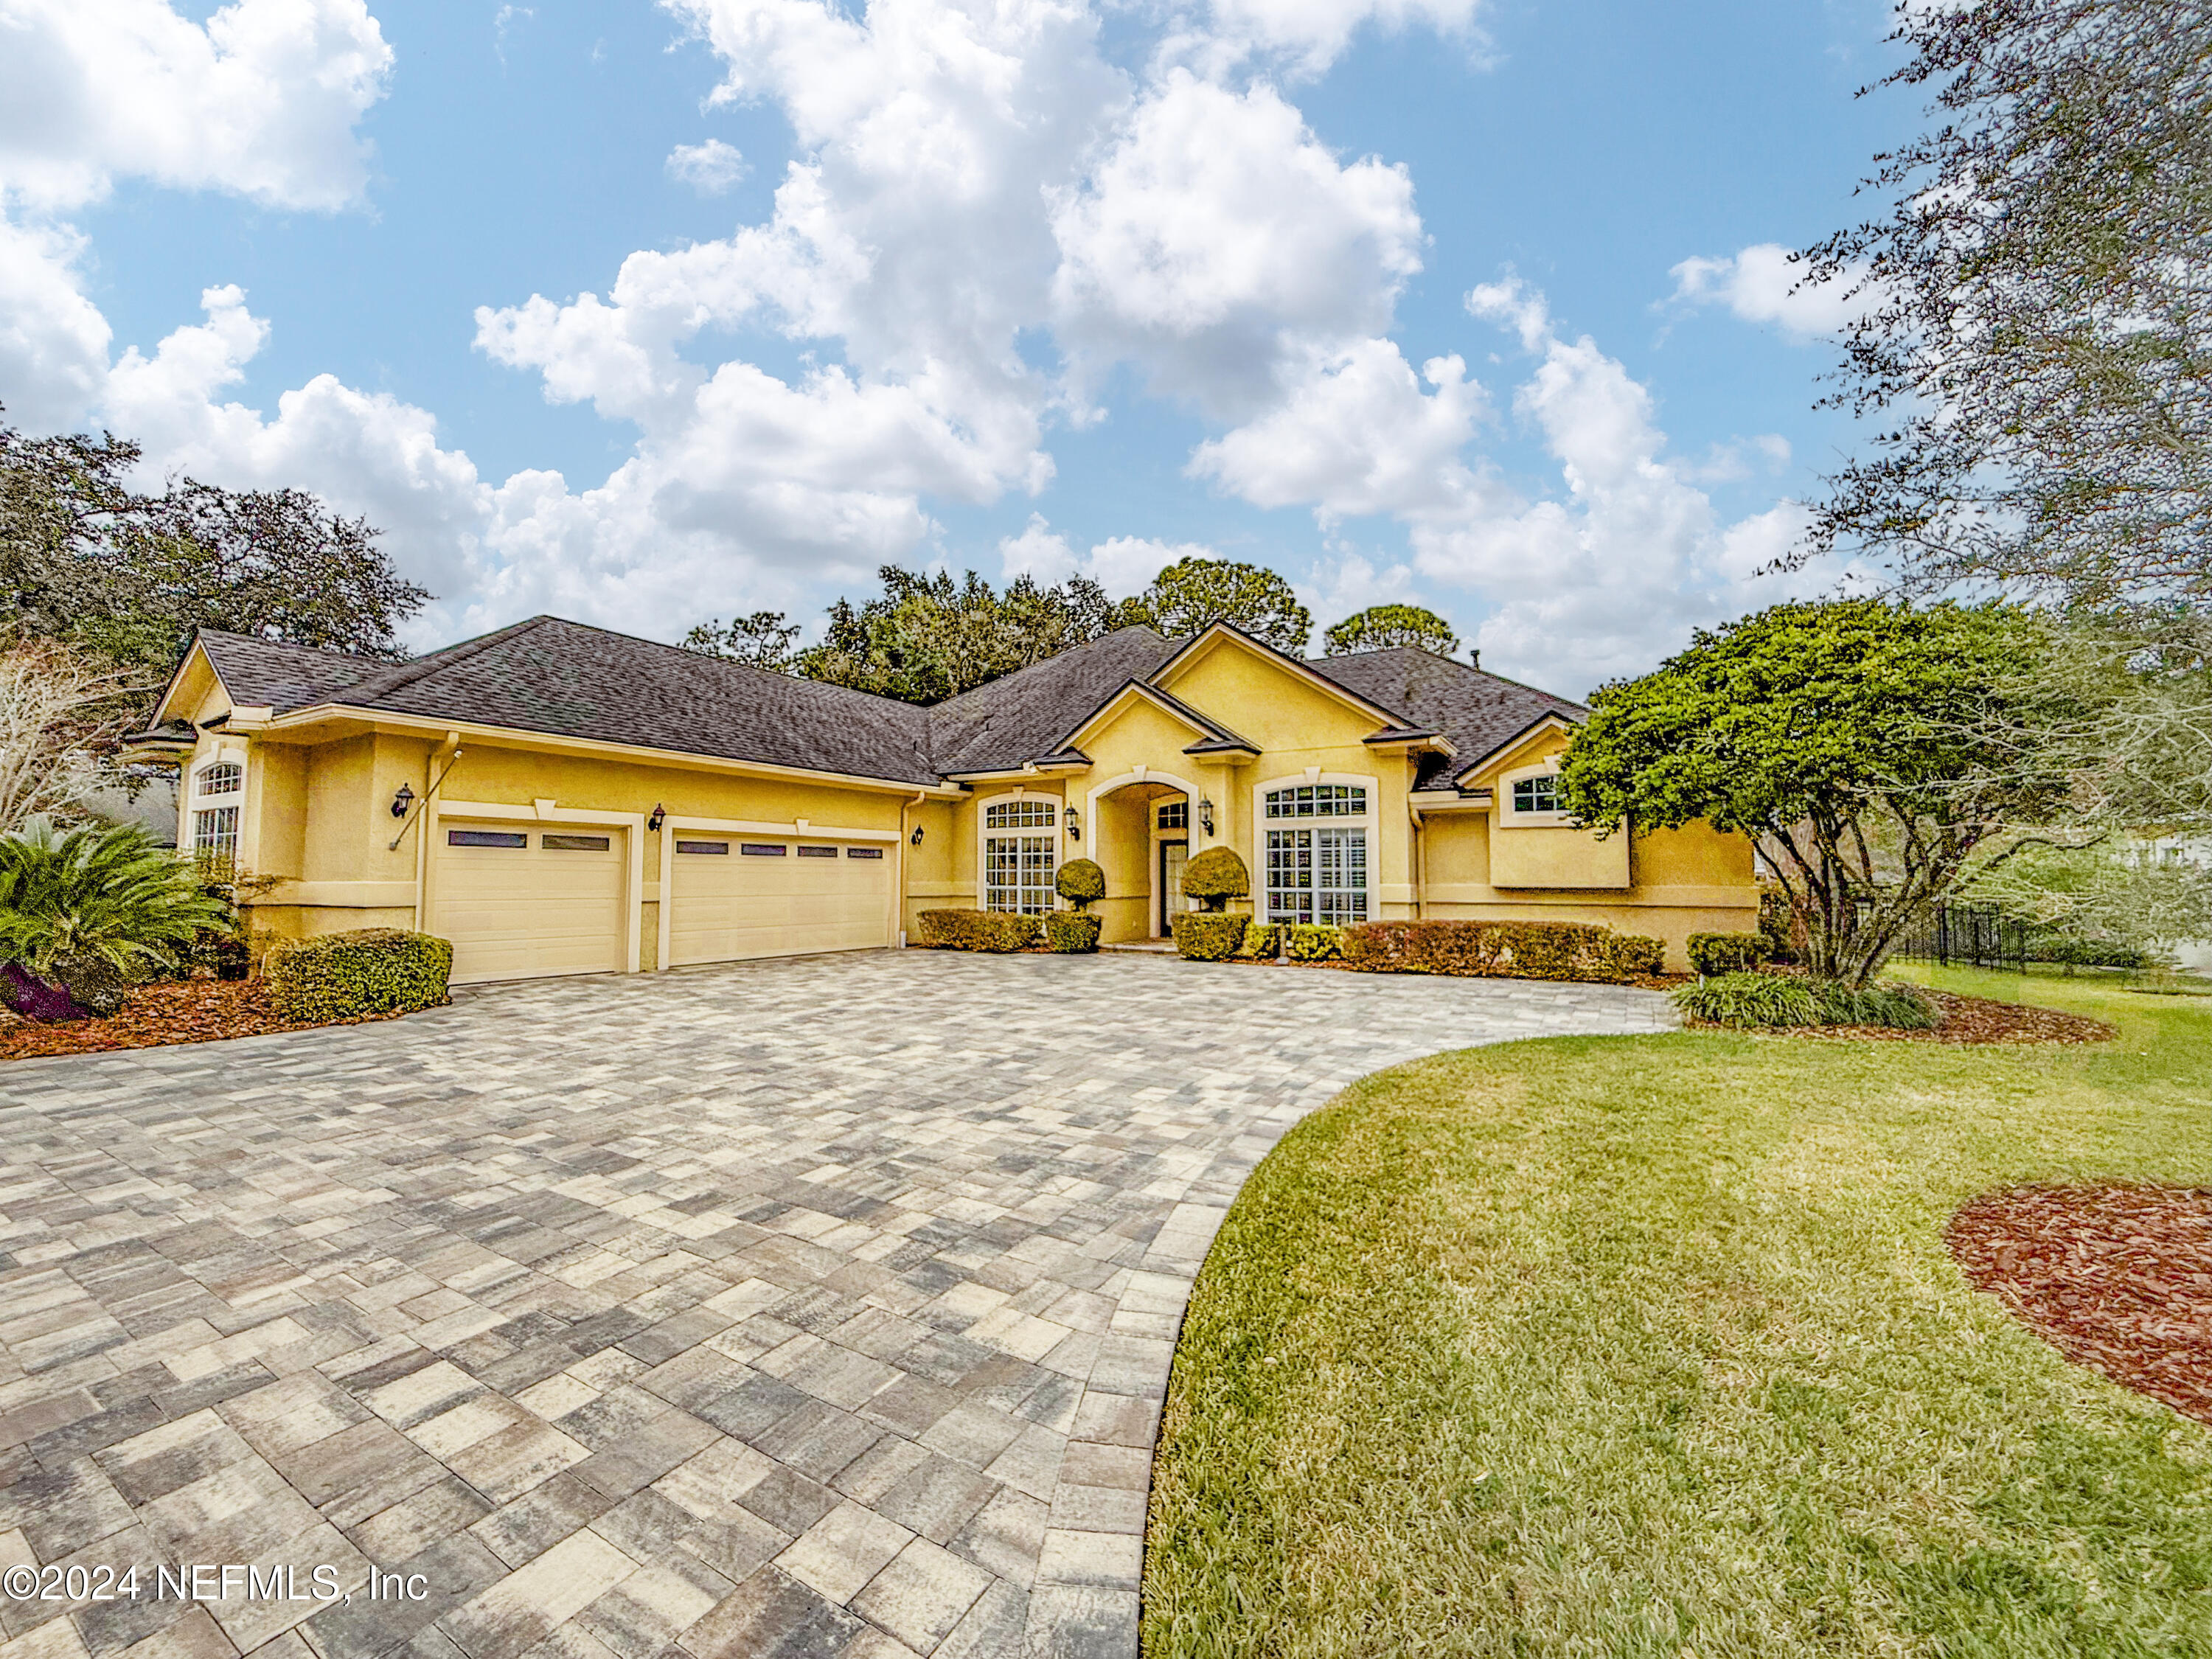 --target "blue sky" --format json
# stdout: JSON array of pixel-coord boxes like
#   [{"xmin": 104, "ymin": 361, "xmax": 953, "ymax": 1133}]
[{"xmin": 1, "ymin": 0, "xmax": 1910, "ymax": 693}]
